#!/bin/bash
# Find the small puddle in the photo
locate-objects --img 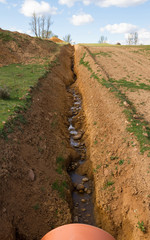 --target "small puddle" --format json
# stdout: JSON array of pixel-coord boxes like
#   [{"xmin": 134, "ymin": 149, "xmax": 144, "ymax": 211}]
[{"xmin": 67, "ymin": 88, "xmax": 95, "ymax": 225}]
